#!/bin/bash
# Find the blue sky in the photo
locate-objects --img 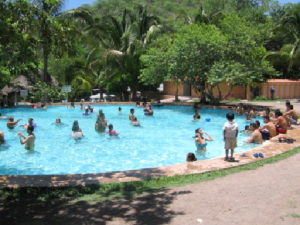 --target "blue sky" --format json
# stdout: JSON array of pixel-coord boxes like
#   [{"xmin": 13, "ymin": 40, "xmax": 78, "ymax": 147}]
[{"xmin": 62, "ymin": 0, "xmax": 300, "ymax": 10}]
